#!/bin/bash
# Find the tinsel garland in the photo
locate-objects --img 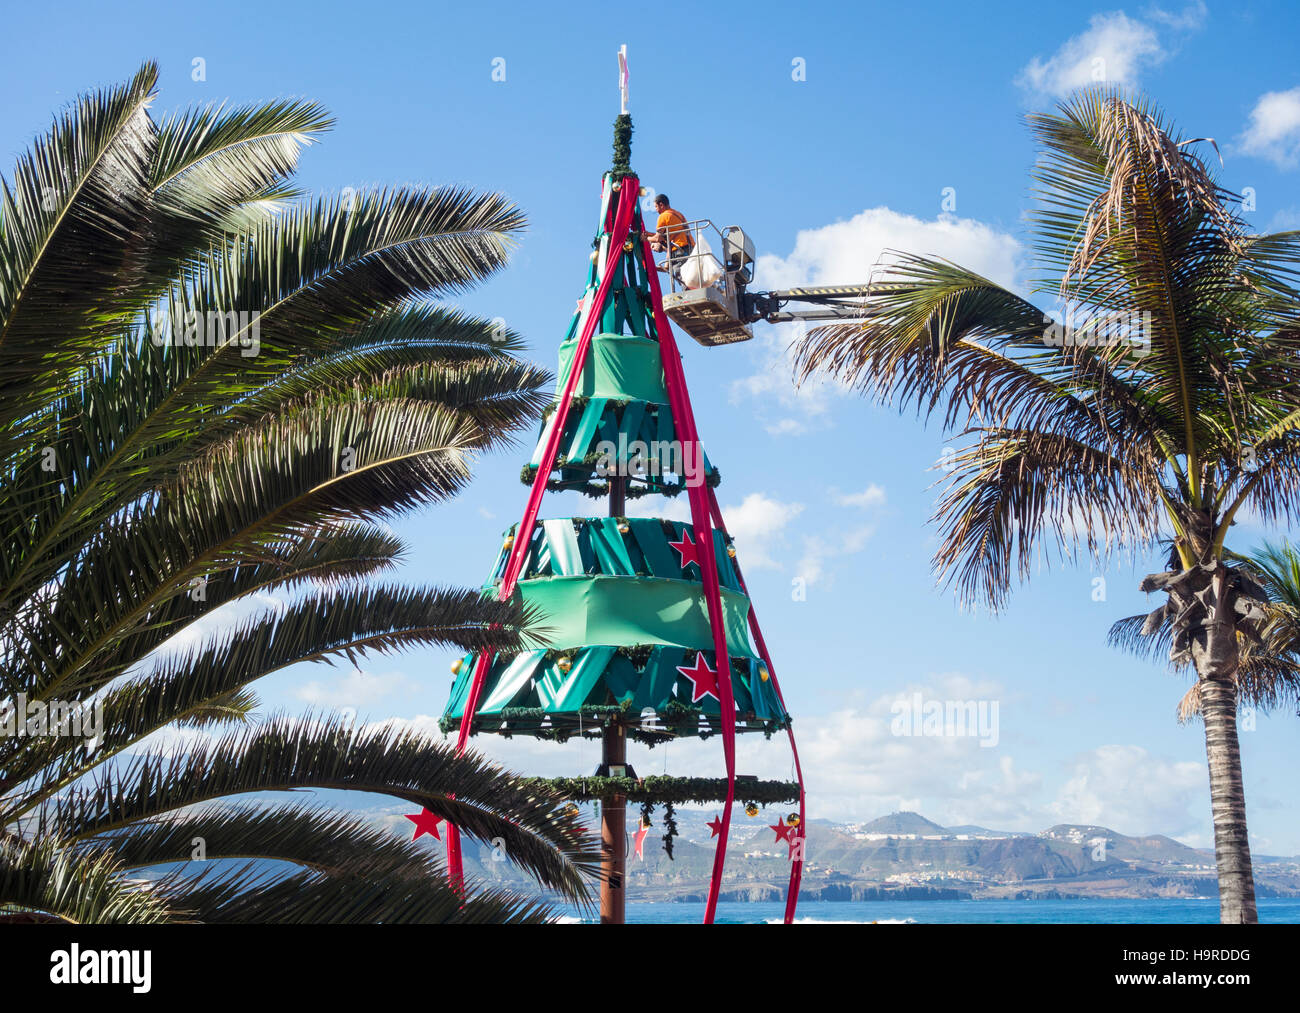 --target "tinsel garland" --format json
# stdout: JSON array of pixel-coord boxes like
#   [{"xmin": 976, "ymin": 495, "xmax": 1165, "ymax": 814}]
[
  {"xmin": 520, "ymin": 774, "xmax": 799, "ymax": 806},
  {"xmin": 611, "ymin": 114, "xmax": 634, "ymax": 177},
  {"xmin": 441, "ymin": 705, "xmax": 789, "ymax": 744},
  {"xmin": 520, "ymin": 461, "xmax": 721, "ymax": 497},
  {"xmin": 638, "ymin": 799, "xmax": 679, "ymax": 859}
]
